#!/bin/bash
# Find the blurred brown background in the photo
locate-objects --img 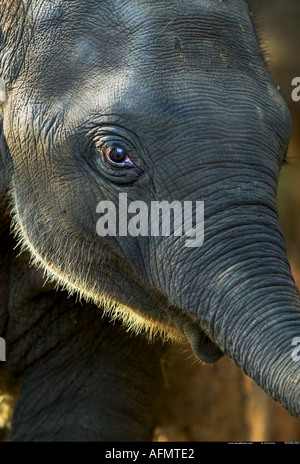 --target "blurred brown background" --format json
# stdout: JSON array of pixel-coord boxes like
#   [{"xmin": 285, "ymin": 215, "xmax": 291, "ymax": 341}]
[{"xmin": 155, "ymin": 0, "xmax": 300, "ymax": 442}]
